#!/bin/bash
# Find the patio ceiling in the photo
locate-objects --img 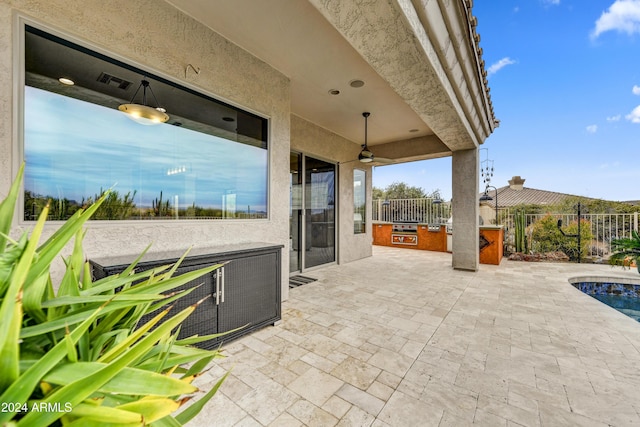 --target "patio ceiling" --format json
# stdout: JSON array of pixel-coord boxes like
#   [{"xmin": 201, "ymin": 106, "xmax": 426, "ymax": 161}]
[{"xmin": 165, "ymin": 0, "xmax": 497, "ymax": 164}]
